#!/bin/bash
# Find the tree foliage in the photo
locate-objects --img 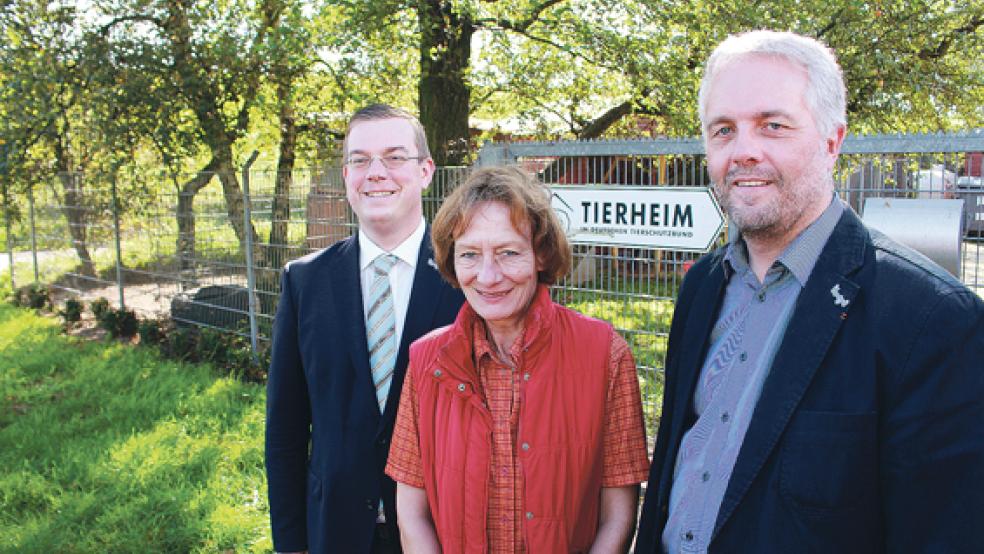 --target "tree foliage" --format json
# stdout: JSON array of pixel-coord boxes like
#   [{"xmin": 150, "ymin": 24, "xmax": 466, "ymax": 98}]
[{"xmin": 0, "ymin": 0, "xmax": 980, "ymax": 249}]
